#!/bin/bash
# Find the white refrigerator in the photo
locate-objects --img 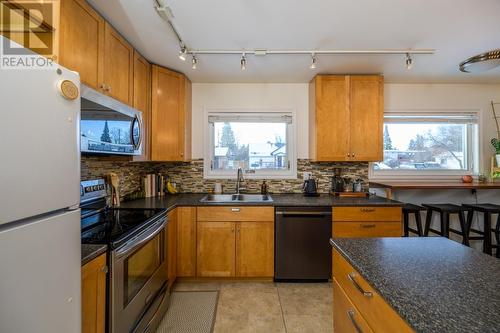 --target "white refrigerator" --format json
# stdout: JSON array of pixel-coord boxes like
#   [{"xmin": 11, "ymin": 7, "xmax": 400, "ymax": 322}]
[{"xmin": 0, "ymin": 38, "xmax": 82, "ymax": 333}]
